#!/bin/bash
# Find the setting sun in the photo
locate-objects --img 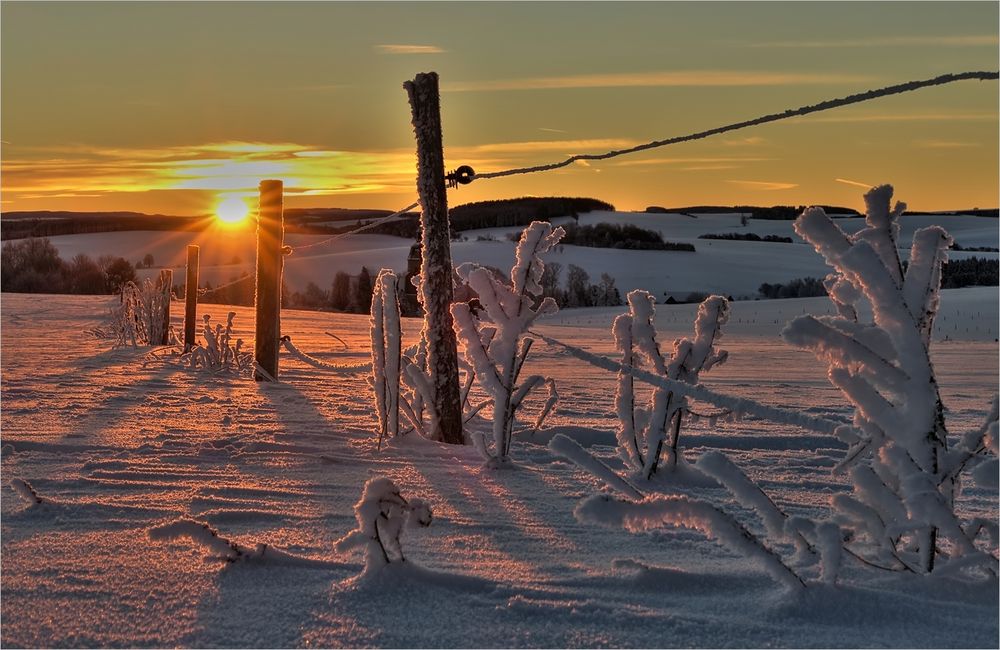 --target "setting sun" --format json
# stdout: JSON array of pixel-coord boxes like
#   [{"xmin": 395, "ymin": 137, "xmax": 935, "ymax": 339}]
[{"xmin": 215, "ymin": 194, "xmax": 251, "ymax": 225}]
